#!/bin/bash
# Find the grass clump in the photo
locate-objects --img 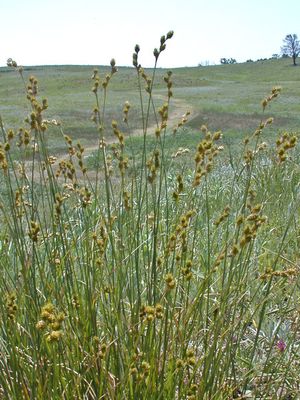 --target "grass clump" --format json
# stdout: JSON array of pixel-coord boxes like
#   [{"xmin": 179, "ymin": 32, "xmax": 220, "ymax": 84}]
[{"xmin": 0, "ymin": 34, "xmax": 300, "ymax": 399}]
